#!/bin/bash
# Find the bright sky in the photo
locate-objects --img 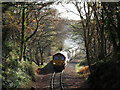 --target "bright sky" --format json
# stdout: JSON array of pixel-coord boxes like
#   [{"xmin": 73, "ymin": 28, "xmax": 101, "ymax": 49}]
[
  {"xmin": 52, "ymin": 2, "xmax": 81, "ymax": 49},
  {"xmin": 53, "ymin": 3, "xmax": 80, "ymax": 20}
]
